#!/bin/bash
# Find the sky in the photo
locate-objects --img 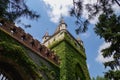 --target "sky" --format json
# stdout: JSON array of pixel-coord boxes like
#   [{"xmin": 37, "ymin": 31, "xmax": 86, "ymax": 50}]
[{"xmin": 14, "ymin": 0, "xmax": 118, "ymax": 78}]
